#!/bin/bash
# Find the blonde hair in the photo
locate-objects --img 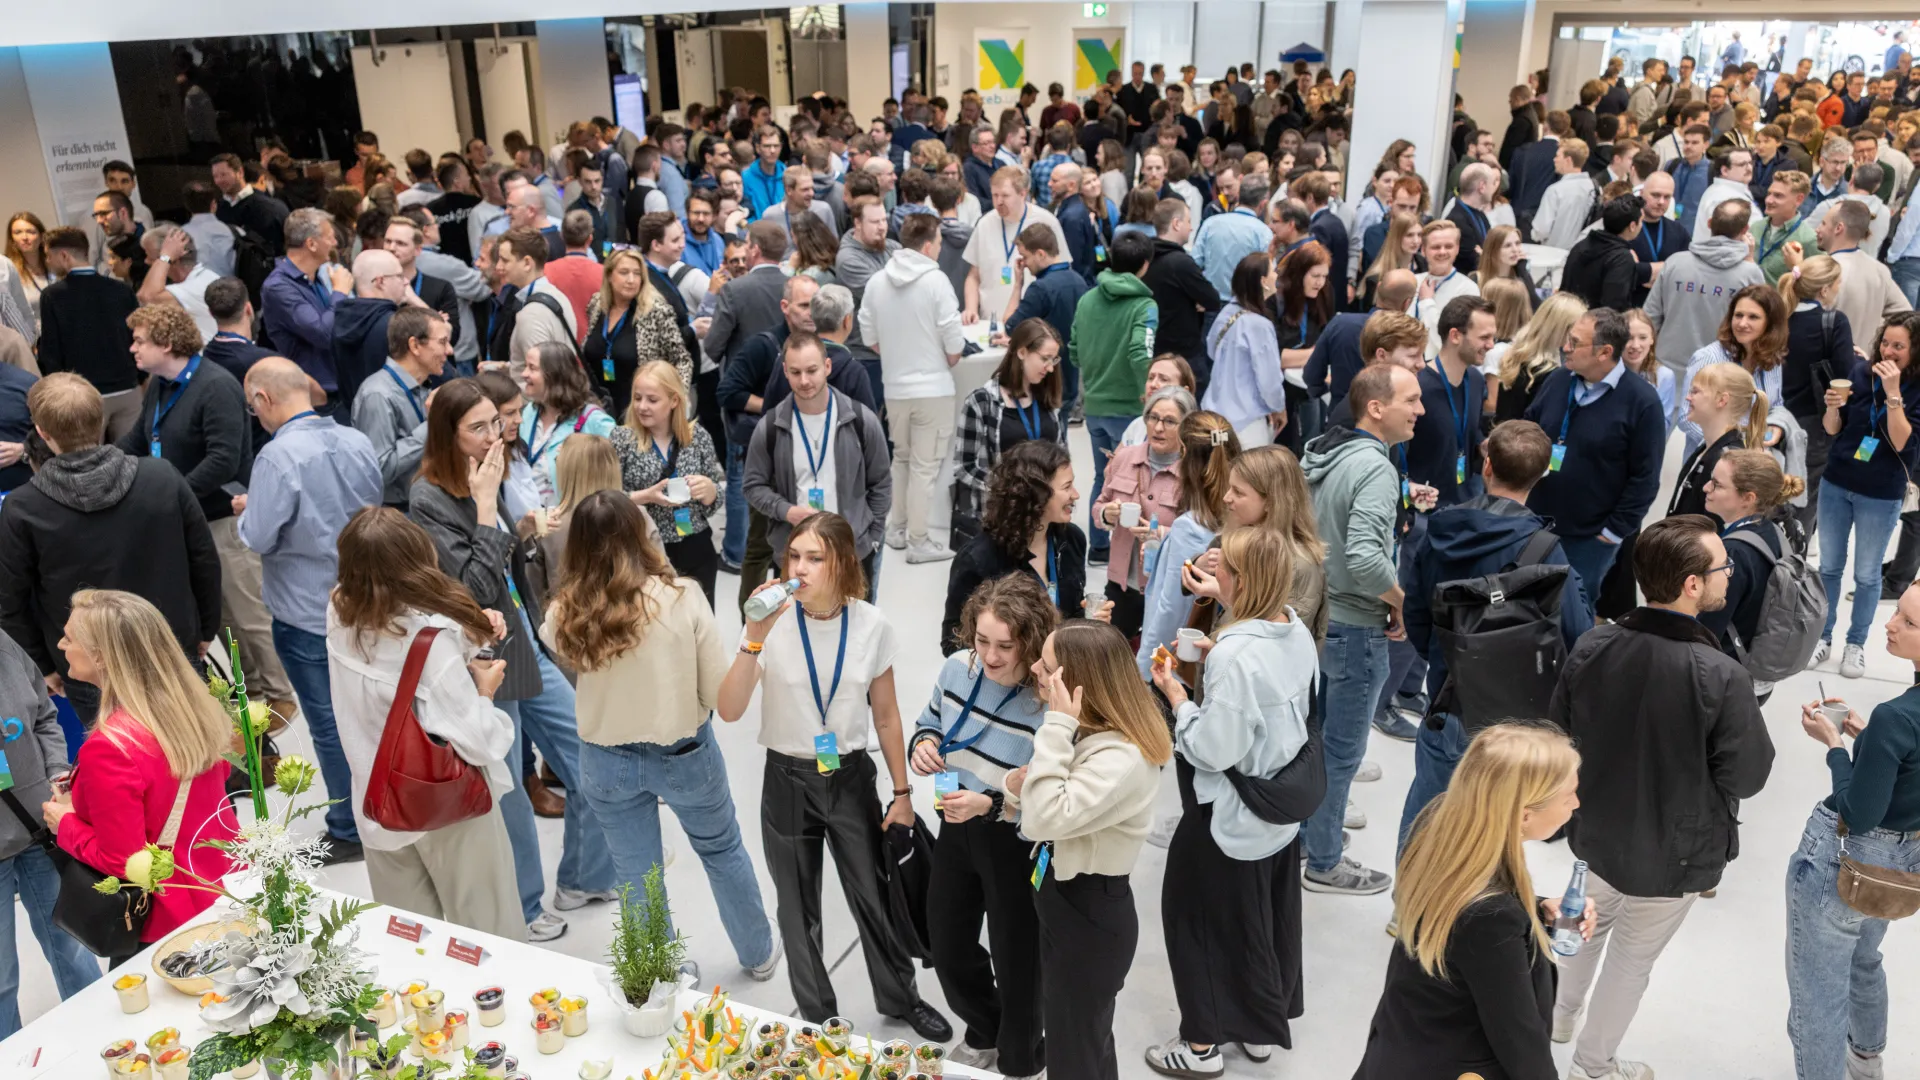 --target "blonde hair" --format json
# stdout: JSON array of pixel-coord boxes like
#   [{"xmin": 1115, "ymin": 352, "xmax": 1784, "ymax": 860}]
[
  {"xmin": 1480, "ymin": 277, "xmax": 1532, "ymax": 342},
  {"xmin": 594, "ymin": 248, "xmax": 664, "ymax": 326},
  {"xmin": 1692, "ymin": 362, "xmax": 1770, "ymax": 450},
  {"xmin": 68, "ymin": 590, "xmax": 231, "ymax": 780},
  {"xmin": 1048, "ymin": 621, "xmax": 1173, "ymax": 766},
  {"xmin": 1395, "ymin": 723, "xmax": 1580, "ymax": 977},
  {"xmin": 1717, "ymin": 447, "xmax": 1807, "ymax": 511},
  {"xmin": 1177, "ymin": 411, "xmax": 1241, "ymax": 532},
  {"xmin": 1780, "ymin": 253, "xmax": 1841, "ymax": 307},
  {"xmin": 1217, "ymin": 528, "xmax": 1295, "ymax": 626},
  {"xmin": 1363, "ymin": 210, "xmax": 1422, "ymax": 284},
  {"xmin": 1476, "ymin": 224, "xmax": 1523, "ymax": 284},
  {"xmin": 1501, "ymin": 292, "xmax": 1587, "ymax": 389},
  {"xmin": 1228, "ymin": 446, "xmax": 1325, "ymax": 563},
  {"xmin": 554, "ymin": 433, "xmax": 623, "ymax": 517},
  {"xmin": 624, "ymin": 360, "xmax": 693, "ymax": 446}
]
